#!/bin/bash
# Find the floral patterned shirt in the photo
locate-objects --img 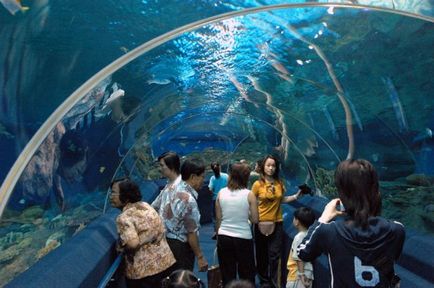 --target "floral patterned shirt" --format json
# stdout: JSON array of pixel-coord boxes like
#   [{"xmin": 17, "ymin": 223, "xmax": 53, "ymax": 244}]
[
  {"xmin": 116, "ymin": 202, "xmax": 176, "ymax": 279},
  {"xmin": 152, "ymin": 177, "xmax": 201, "ymax": 242}
]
